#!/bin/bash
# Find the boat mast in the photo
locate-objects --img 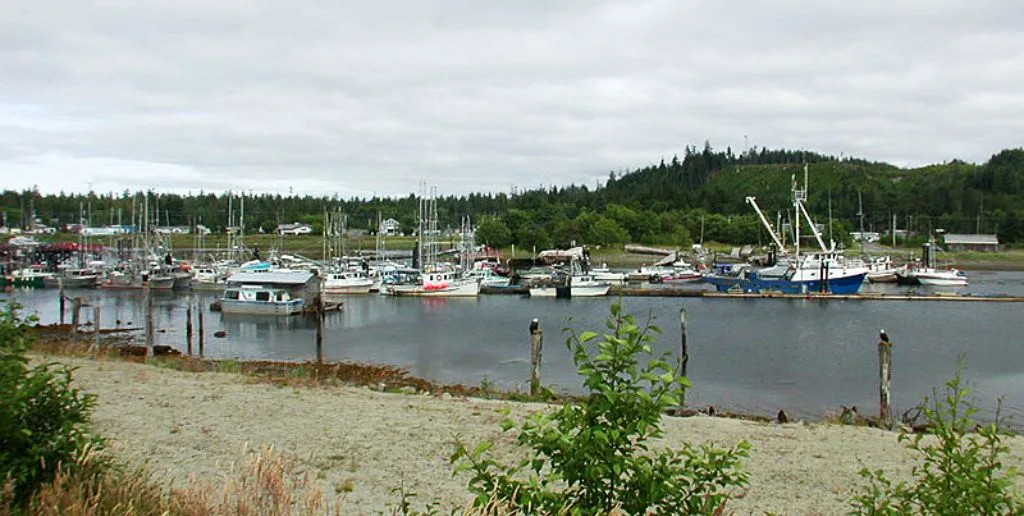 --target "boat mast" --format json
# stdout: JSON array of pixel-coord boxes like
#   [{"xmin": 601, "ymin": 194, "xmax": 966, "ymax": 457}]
[{"xmin": 745, "ymin": 197, "xmax": 787, "ymax": 254}]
